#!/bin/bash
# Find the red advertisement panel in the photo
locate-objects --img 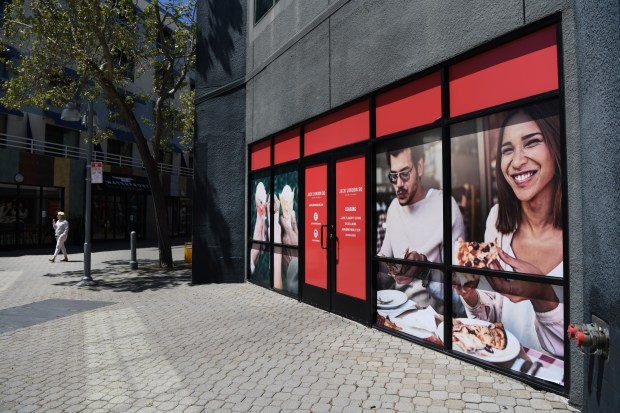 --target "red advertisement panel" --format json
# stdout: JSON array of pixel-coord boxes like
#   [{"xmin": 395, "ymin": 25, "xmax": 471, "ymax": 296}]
[
  {"xmin": 304, "ymin": 164, "xmax": 328, "ymax": 289},
  {"xmin": 274, "ymin": 129, "xmax": 300, "ymax": 165},
  {"xmin": 250, "ymin": 139, "xmax": 271, "ymax": 171},
  {"xmin": 376, "ymin": 72, "xmax": 442, "ymax": 137},
  {"xmin": 335, "ymin": 155, "xmax": 366, "ymax": 300},
  {"xmin": 304, "ymin": 101, "xmax": 370, "ymax": 156},
  {"xmin": 449, "ymin": 25, "xmax": 558, "ymax": 117}
]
